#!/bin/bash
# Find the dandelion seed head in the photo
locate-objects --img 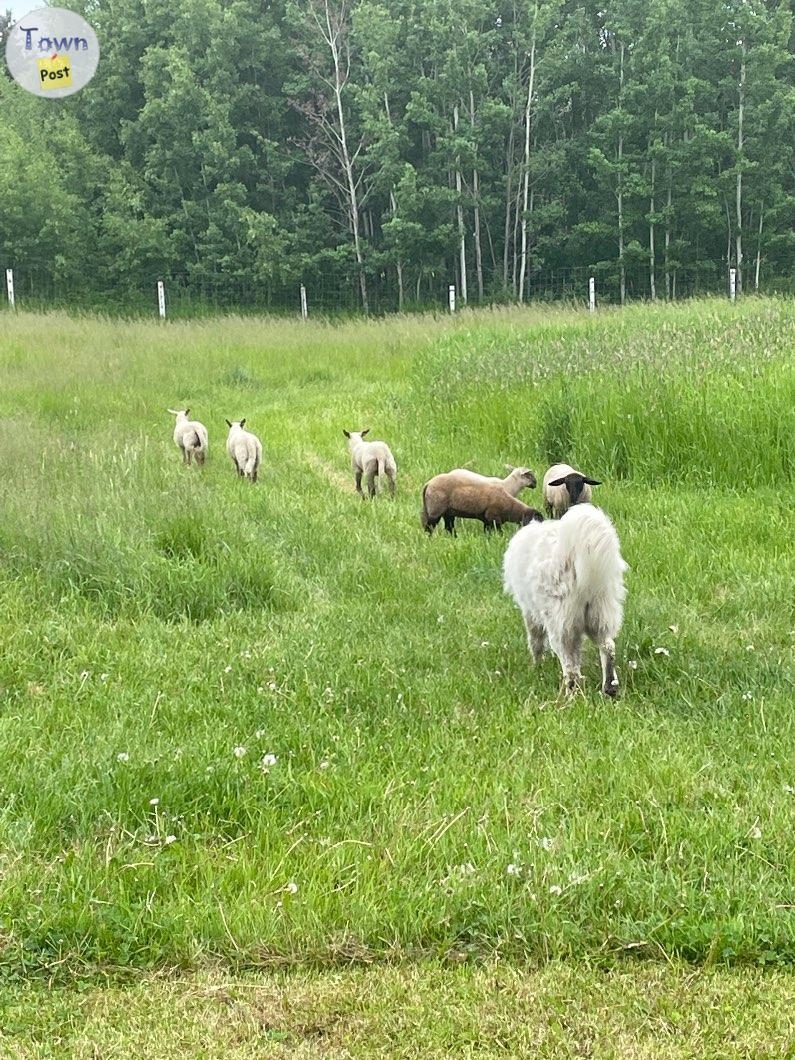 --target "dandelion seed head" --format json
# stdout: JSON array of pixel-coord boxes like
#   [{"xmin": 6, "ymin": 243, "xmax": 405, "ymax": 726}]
[{"xmin": 233, "ymin": 745, "xmax": 247, "ymax": 758}]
